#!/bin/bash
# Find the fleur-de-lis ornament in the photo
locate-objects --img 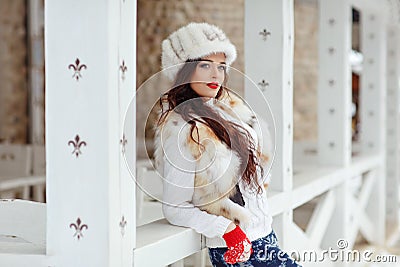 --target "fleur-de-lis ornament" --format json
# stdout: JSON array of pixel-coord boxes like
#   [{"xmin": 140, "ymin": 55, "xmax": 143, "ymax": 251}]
[
  {"xmin": 120, "ymin": 134, "xmax": 127, "ymax": 154},
  {"xmin": 259, "ymin": 29, "xmax": 271, "ymax": 41},
  {"xmin": 68, "ymin": 135, "xmax": 87, "ymax": 158},
  {"xmin": 119, "ymin": 215, "xmax": 127, "ymax": 236},
  {"xmin": 69, "ymin": 217, "xmax": 88, "ymax": 240},
  {"xmin": 258, "ymin": 79, "xmax": 269, "ymax": 91},
  {"xmin": 68, "ymin": 58, "xmax": 87, "ymax": 81},
  {"xmin": 120, "ymin": 60, "xmax": 127, "ymax": 81}
]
